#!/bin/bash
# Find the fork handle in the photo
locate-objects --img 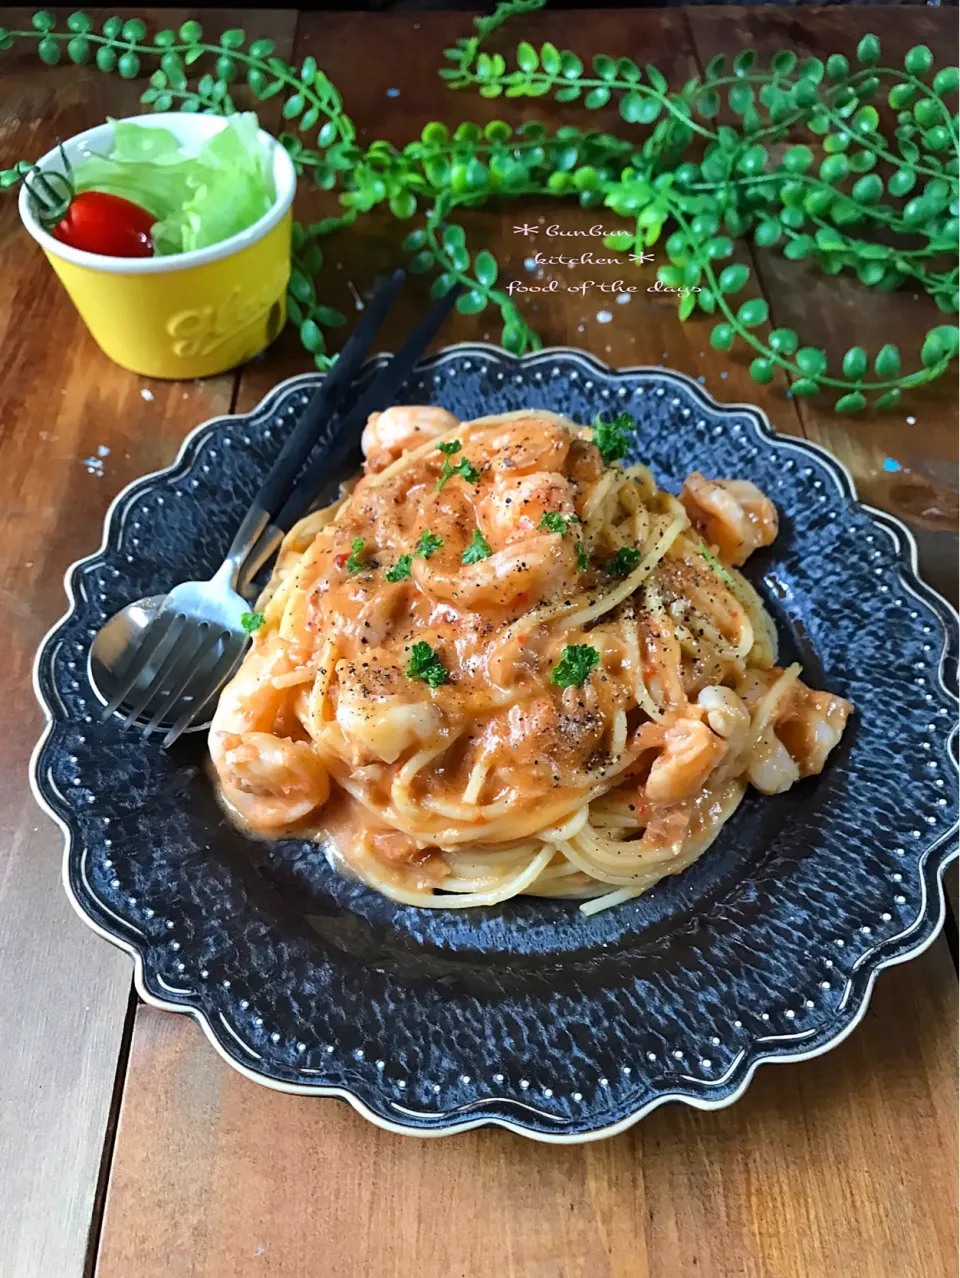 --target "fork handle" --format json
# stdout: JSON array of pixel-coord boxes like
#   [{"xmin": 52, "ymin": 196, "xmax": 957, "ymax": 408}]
[{"xmin": 239, "ymin": 268, "xmax": 406, "ymax": 533}]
